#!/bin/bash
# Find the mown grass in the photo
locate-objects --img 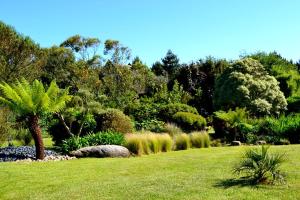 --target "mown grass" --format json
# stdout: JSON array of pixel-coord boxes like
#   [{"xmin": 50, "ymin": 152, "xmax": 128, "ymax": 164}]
[{"xmin": 0, "ymin": 145, "xmax": 299, "ymax": 200}]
